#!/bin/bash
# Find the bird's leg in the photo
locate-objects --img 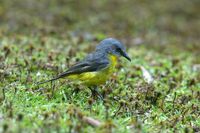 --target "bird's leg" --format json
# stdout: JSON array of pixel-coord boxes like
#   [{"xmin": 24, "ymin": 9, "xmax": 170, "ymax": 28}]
[
  {"xmin": 89, "ymin": 86, "xmax": 103, "ymax": 101},
  {"xmin": 89, "ymin": 86, "xmax": 97, "ymax": 100},
  {"xmin": 71, "ymin": 87, "xmax": 80, "ymax": 95},
  {"xmin": 94, "ymin": 86, "xmax": 104, "ymax": 101}
]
